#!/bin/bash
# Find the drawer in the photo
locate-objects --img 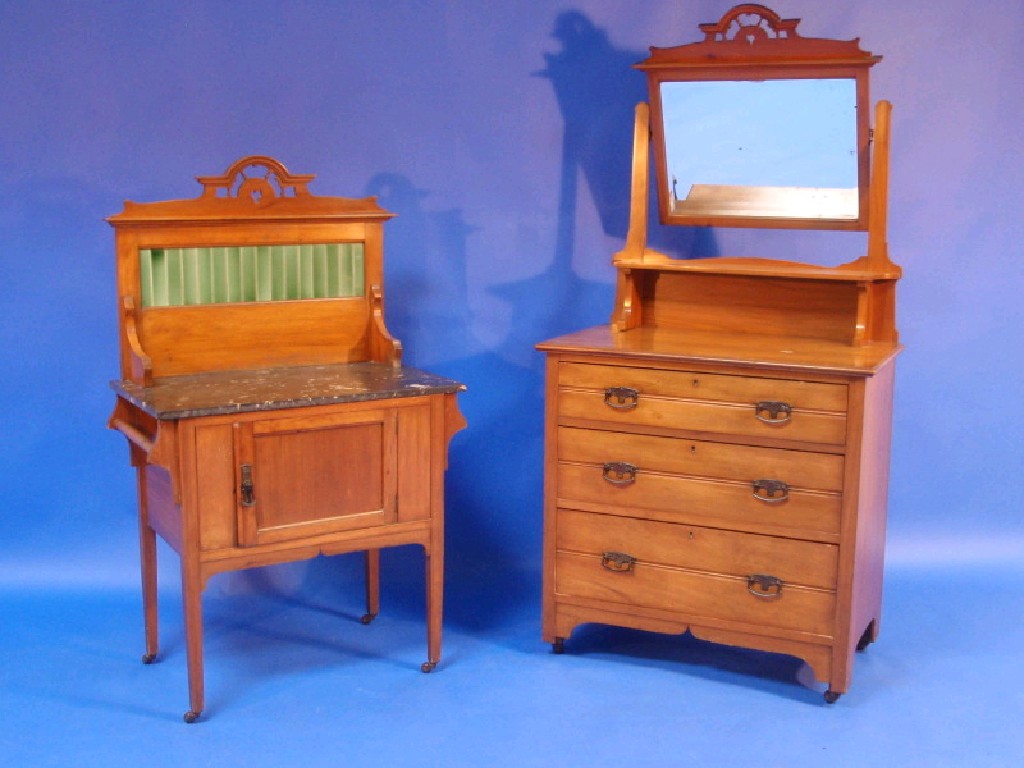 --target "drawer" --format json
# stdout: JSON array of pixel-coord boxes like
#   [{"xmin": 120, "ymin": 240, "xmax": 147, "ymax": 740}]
[
  {"xmin": 556, "ymin": 426, "xmax": 842, "ymax": 539},
  {"xmin": 558, "ymin": 427, "xmax": 844, "ymax": 491},
  {"xmin": 555, "ymin": 550, "xmax": 835, "ymax": 638},
  {"xmin": 556, "ymin": 509, "xmax": 837, "ymax": 589},
  {"xmin": 560, "ymin": 363, "xmax": 847, "ymax": 411},
  {"xmin": 557, "ymin": 463, "xmax": 841, "ymax": 539},
  {"xmin": 558, "ymin": 363, "xmax": 847, "ymax": 445}
]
